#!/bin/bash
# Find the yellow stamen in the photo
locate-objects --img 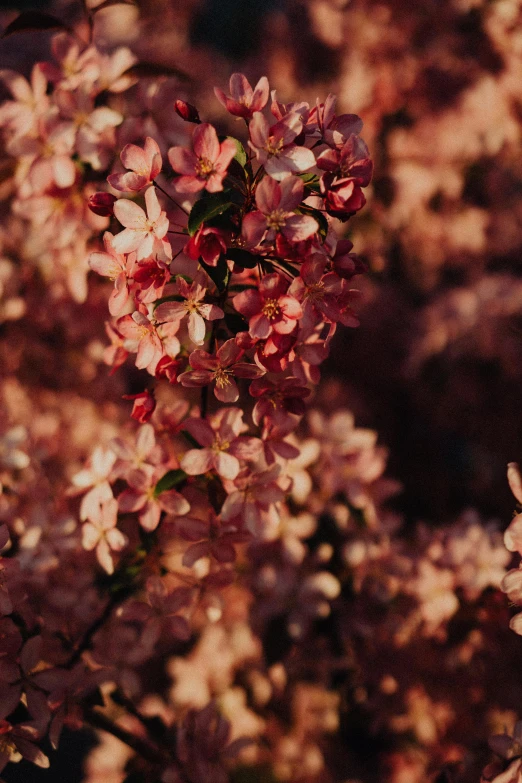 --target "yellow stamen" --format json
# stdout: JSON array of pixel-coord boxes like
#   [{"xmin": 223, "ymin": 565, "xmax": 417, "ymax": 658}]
[{"xmin": 262, "ymin": 298, "xmax": 281, "ymax": 320}]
